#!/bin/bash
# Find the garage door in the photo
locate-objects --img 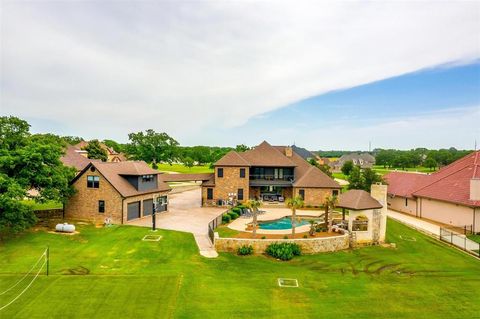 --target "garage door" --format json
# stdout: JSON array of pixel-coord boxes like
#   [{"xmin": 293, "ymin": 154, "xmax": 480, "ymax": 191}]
[
  {"xmin": 127, "ymin": 201, "xmax": 140, "ymax": 221},
  {"xmin": 143, "ymin": 199, "xmax": 153, "ymax": 217}
]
